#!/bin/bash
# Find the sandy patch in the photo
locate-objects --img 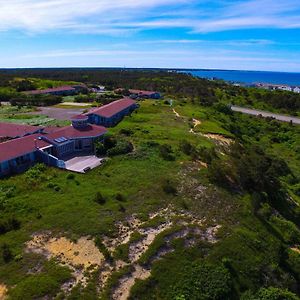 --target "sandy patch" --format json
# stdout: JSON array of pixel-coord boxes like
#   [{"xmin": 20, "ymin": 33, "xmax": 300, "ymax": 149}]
[
  {"xmin": 192, "ymin": 118, "xmax": 201, "ymax": 127},
  {"xmin": 0, "ymin": 284, "xmax": 7, "ymax": 300},
  {"xmin": 60, "ymin": 102, "xmax": 91, "ymax": 107},
  {"xmin": 26, "ymin": 234, "xmax": 105, "ymax": 290},
  {"xmin": 172, "ymin": 109, "xmax": 181, "ymax": 118},
  {"xmin": 112, "ymin": 265, "xmax": 151, "ymax": 300},
  {"xmin": 203, "ymin": 134, "xmax": 233, "ymax": 145},
  {"xmin": 27, "ymin": 235, "xmax": 104, "ymax": 269},
  {"xmin": 102, "ymin": 216, "xmax": 143, "ymax": 252},
  {"xmin": 291, "ymin": 247, "xmax": 300, "ymax": 254}
]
